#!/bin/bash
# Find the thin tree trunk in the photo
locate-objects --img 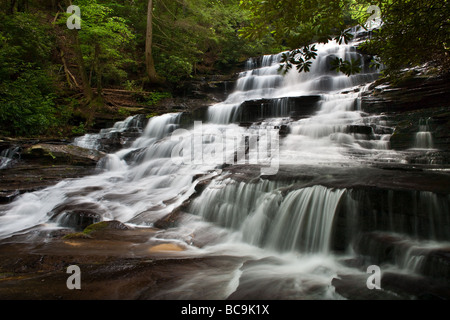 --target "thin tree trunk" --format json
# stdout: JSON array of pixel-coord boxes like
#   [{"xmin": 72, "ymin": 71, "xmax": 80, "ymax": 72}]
[
  {"xmin": 60, "ymin": 49, "xmax": 79, "ymax": 89},
  {"xmin": 146, "ymin": 0, "xmax": 159, "ymax": 83},
  {"xmin": 94, "ymin": 43, "xmax": 102, "ymax": 96},
  {"xmin": 73, "ymin": 31, "xmax": 93, "ymax": 101},
  {"xmin": 9, "ymin": 0, "xmax": 16, "ymax": 14}
]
